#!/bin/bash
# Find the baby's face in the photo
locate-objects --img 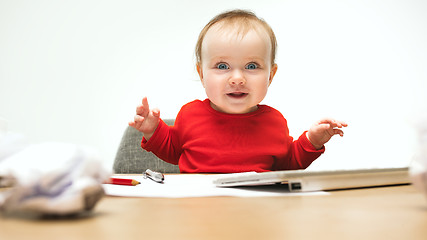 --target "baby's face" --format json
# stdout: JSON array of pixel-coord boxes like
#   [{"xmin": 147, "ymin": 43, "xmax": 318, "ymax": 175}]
[{"xmin": 198, "ymin": 25, "xmax": 277, "ymax": 114}]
